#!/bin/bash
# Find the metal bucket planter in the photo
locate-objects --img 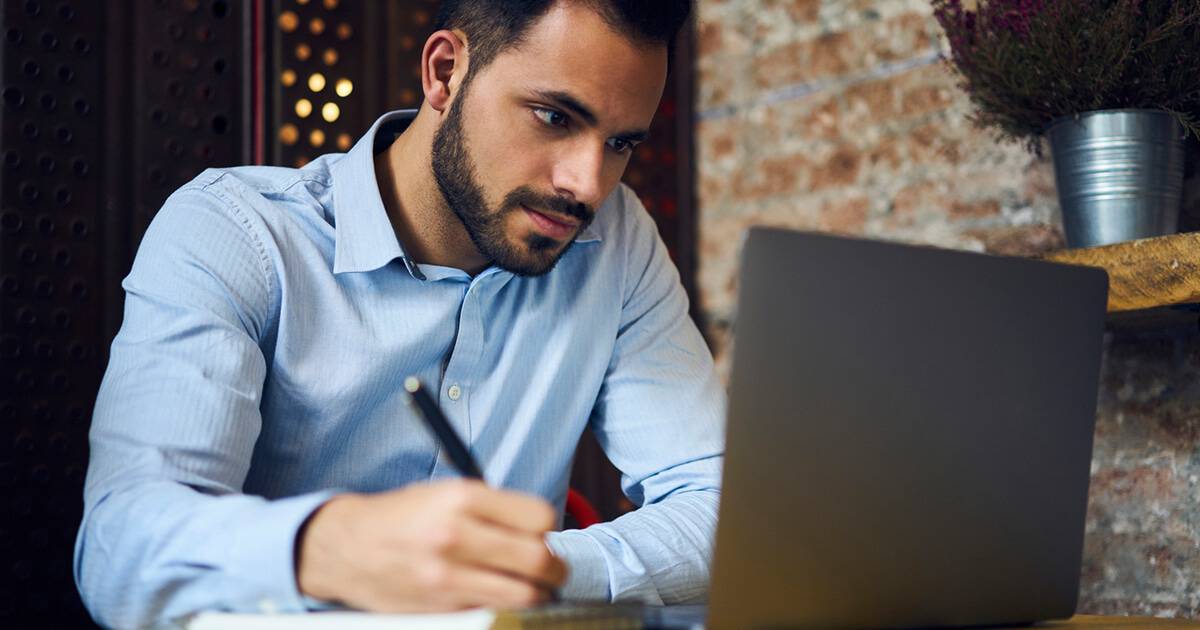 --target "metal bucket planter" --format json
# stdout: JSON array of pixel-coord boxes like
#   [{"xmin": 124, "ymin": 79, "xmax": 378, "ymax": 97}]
[{"xmin": 1047, "ymin": 109, "xmax": 1186, "ymax": 248}]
